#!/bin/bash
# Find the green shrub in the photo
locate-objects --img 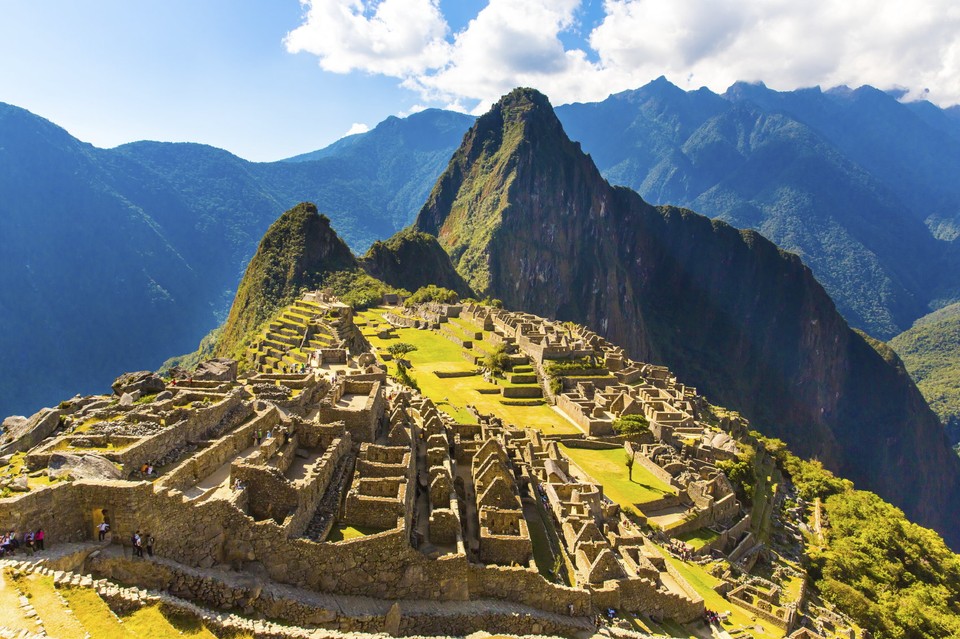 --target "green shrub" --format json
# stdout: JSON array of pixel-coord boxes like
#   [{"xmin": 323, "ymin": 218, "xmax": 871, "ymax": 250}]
[
  {"xmin": 612, "ymin": 414, "xmax": 650, "ymax": 438},
  {"xmin": 404, "ymin": 285, "xmax": 459, "ymax": 306}
]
